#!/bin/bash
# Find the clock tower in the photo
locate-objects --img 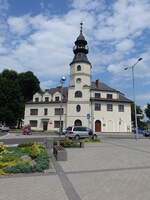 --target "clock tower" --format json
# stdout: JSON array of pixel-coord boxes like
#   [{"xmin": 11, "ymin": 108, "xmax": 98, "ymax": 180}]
[{"xmin": 67, "ymin": 23, "xmax": 91, "ymax": 127}]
